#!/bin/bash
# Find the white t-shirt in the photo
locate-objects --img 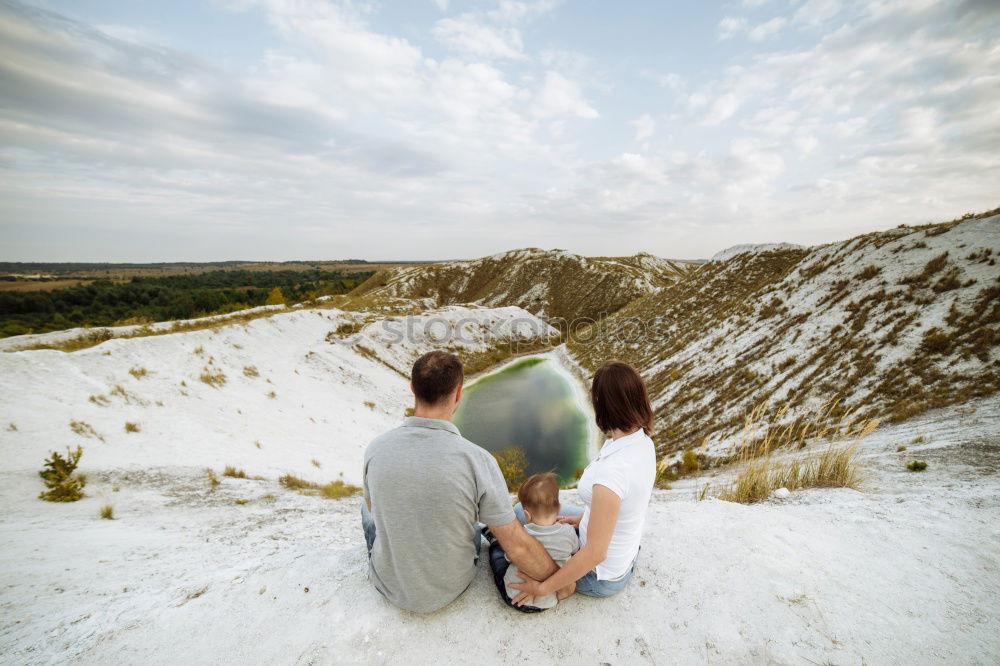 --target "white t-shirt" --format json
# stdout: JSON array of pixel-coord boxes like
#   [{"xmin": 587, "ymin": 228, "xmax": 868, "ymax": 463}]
[{"xmin": 578, "ymin": 429, "xmax": 656, "ymax": 580}]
